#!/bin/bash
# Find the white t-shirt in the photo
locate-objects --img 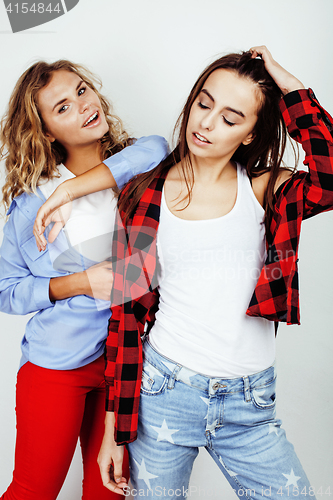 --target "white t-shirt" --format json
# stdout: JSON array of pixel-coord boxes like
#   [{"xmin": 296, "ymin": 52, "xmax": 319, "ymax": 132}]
[{"xmin": 39, "ymin": 163, "xmax": 118, "ymax": 264}]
